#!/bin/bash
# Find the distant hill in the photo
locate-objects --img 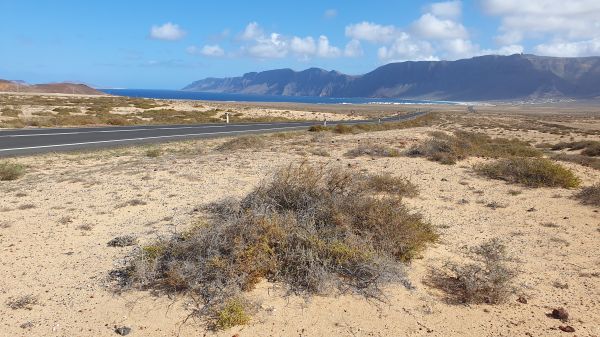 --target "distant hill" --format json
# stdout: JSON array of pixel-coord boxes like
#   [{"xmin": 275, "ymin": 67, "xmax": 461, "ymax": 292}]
[
  {"xmin": 0, "ymin": 80, "xmax": 104, "ymax": 95},
  {"xmin": 183, "ymin": 54, "xmax": 600, "ymax": 101}
]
